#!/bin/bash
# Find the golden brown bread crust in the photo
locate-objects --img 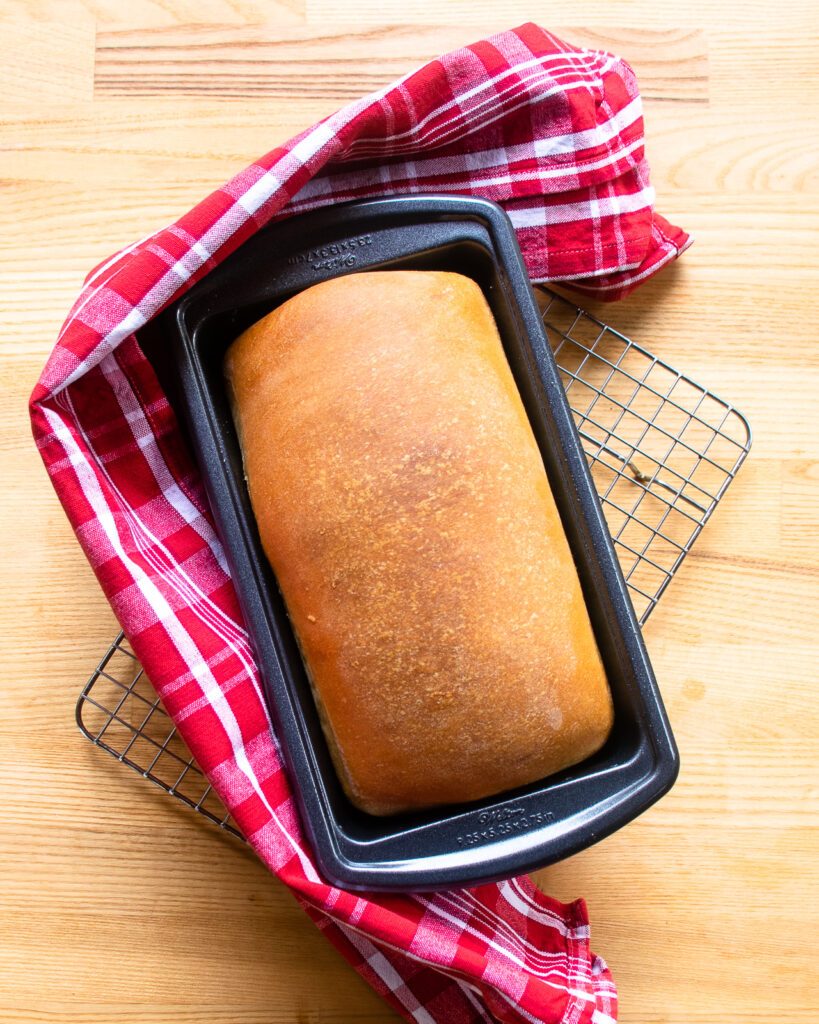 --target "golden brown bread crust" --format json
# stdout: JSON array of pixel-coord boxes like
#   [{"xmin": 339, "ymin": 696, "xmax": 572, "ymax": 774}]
[{"xmin": 224, "ymin": 270, "xmax": 613, "ymax": 815}]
